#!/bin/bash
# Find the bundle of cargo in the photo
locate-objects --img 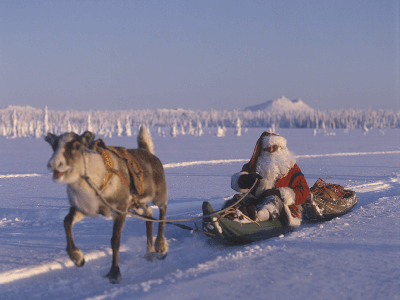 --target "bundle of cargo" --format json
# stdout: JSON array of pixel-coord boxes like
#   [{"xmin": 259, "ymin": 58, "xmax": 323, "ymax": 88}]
[{"xmin": 303, "ymin": 178, "xmax": 357, "ymax": 221}]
